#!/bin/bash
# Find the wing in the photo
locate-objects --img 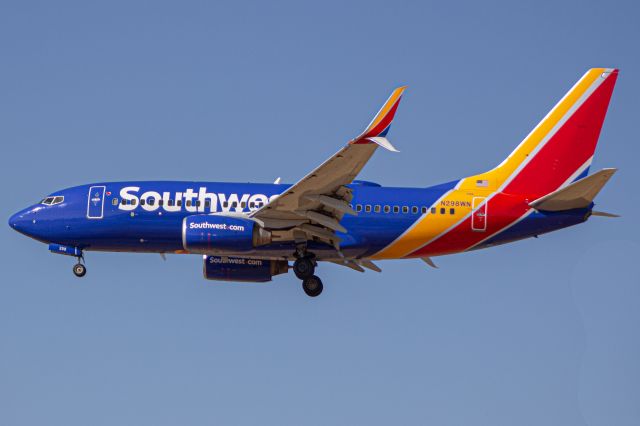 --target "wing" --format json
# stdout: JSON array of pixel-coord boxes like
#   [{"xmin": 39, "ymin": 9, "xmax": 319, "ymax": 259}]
[{"xmin": 250, "ymin": 86, "xmax": 407, "ymax": 248}]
